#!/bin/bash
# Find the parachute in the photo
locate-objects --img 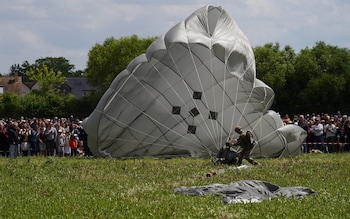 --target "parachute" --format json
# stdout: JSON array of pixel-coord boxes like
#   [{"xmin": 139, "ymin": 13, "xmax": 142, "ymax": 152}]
[{"xmin": 82, "ymin": 5, "xmax": 307, "ymax": 158}]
